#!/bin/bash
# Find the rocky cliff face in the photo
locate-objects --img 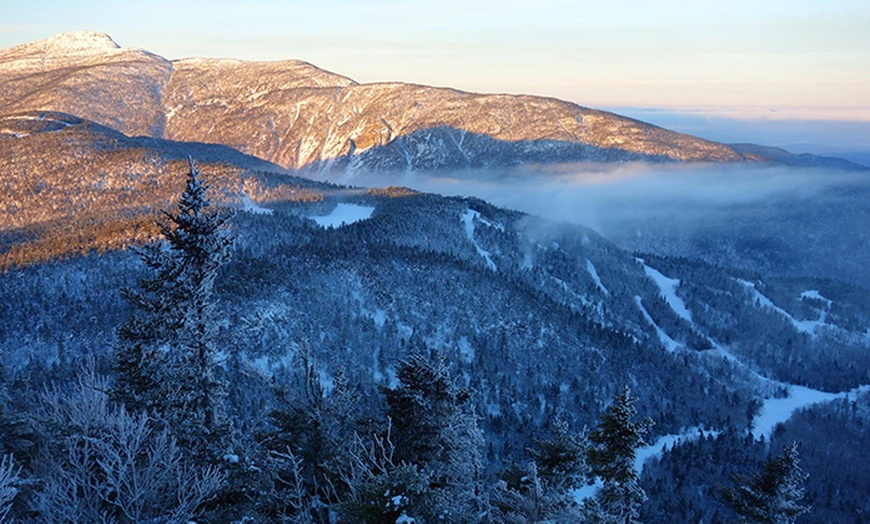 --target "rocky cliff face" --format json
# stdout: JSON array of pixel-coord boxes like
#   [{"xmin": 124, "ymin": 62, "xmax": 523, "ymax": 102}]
[{"xmin": 1, "ymin": 31, "xmax": 749, "ymax": 171}]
